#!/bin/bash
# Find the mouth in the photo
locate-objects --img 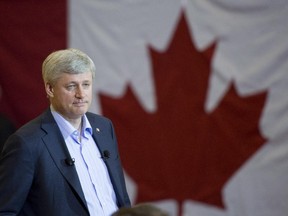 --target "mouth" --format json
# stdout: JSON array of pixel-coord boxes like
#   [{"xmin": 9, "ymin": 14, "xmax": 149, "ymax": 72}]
[{"xmin": 73, "ymin": 101, "xmax": 88, "ymax": 106}]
